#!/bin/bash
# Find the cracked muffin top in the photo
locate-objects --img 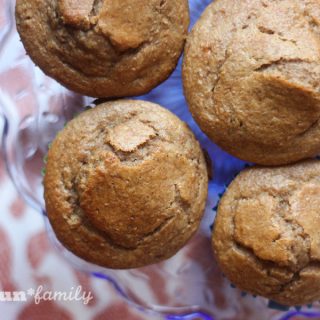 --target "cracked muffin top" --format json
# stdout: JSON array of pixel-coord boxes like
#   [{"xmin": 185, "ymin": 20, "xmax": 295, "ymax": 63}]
[
  {"xmin": 44, "ymin": 100, "xmax": 208, "ymax": 269},
  {"xmin": 15, "ymin": 0, "xmax": 189, "ymax": 98},
  {"xmin": 183, "ymin": 0, "xmax": 320, "ymax": 165},
  {"xmin": 212, "ymin": 160, "xmax": 320, "ymax": 306}
]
